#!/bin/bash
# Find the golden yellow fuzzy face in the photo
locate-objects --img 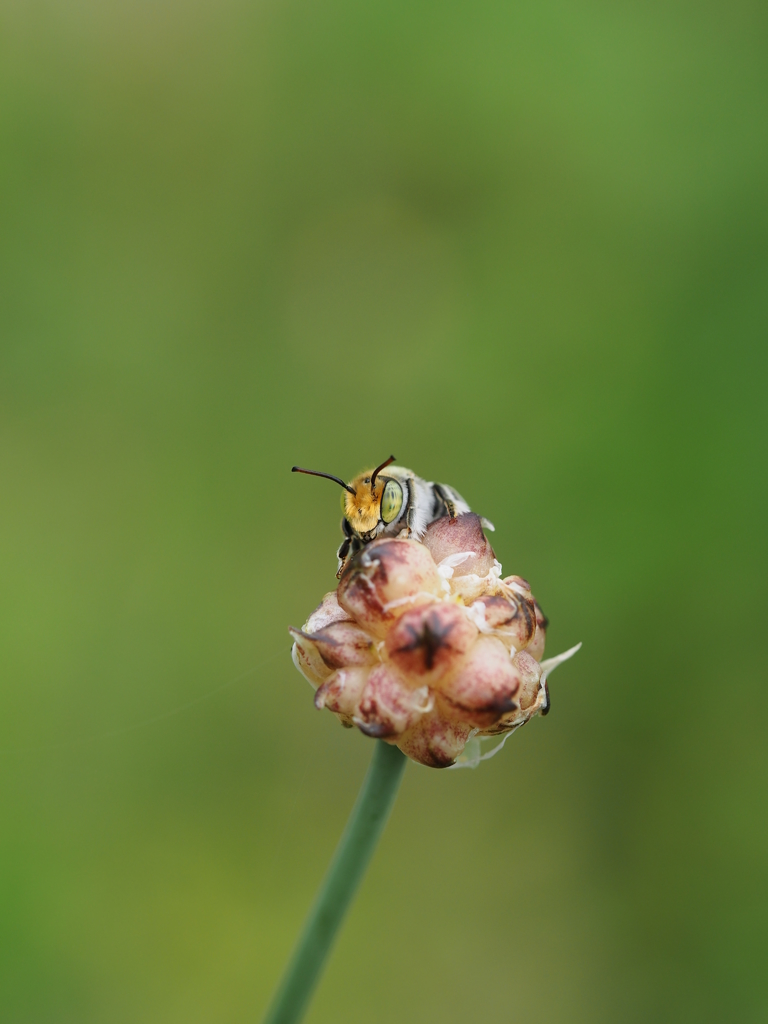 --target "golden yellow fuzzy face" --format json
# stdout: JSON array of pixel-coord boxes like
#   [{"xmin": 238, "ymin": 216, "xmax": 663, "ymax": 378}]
[
  {"xmin": 343, "ymin": 467, "xmax": 405, "ymax": 536},
  {"xmin": 343, "ymin": 471, "xmax": 384, "ymax": 535}
]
